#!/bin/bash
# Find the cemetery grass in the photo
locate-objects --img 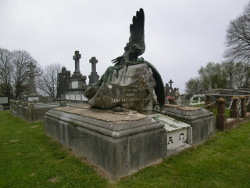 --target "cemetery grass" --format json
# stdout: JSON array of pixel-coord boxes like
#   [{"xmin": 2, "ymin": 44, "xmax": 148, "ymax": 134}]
[
  {"xmin": 0, "ymin": 111, "xmax": 250, "ymax": 187},
  {"xmin": 0, "ymin": 111, "xmax": 110, "ymax": 188}
]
